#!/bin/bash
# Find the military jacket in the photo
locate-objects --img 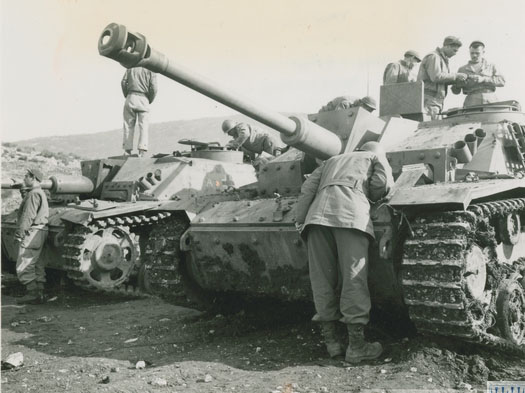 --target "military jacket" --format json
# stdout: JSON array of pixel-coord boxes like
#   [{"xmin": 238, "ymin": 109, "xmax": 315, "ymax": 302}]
[
  {"xmin": 17, "ymin": 186, "xmax": 49, "ymax": 237},
  {"xmin": 226, "ymin": 123, "xmax": 269, "ymax": 154},
  {"xmin": 121, "ymin": 67, "xmax": 158, "ymax": 104},
  {"xmin": 295, "ymin": 151, "xmax": 393, "ymax": 239},
  {"xmin": 417, "ymin": 48, "xmax": 457, "ymax": 100}
]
